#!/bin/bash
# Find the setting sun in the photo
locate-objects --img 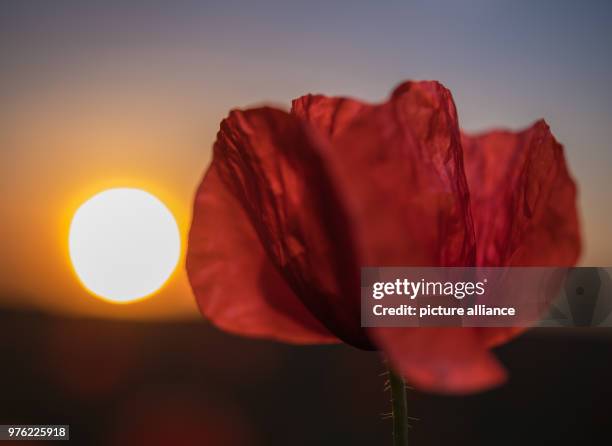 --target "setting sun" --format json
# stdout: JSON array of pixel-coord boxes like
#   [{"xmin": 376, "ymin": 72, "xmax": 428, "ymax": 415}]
[{"xmin": 68, "ymin": 188, "xmax": 181, "ymax": 304}]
